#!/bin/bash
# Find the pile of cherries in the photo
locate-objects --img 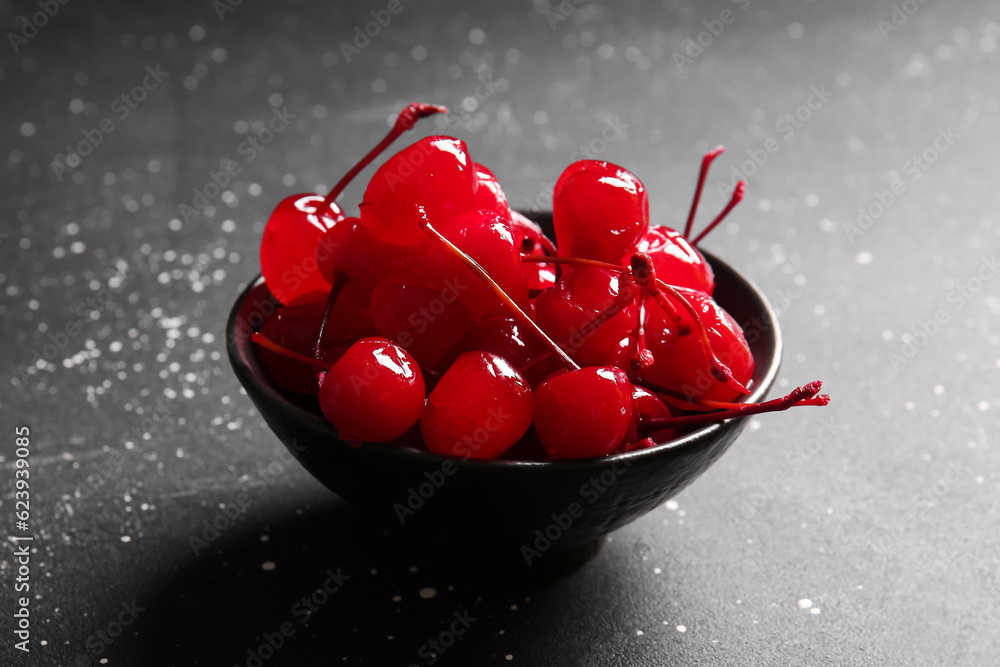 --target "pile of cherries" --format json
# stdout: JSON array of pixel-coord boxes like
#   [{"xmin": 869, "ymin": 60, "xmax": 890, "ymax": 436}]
[{"xmin": 252, "ymin": 102, "xmax": 827, "ymax": 461}]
